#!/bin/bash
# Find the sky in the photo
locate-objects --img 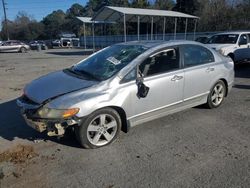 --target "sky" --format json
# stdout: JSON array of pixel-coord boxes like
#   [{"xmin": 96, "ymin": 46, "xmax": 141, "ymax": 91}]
[{"xmin": 0, "ymin": 0, "xmax": 88, "ymax": 22}]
